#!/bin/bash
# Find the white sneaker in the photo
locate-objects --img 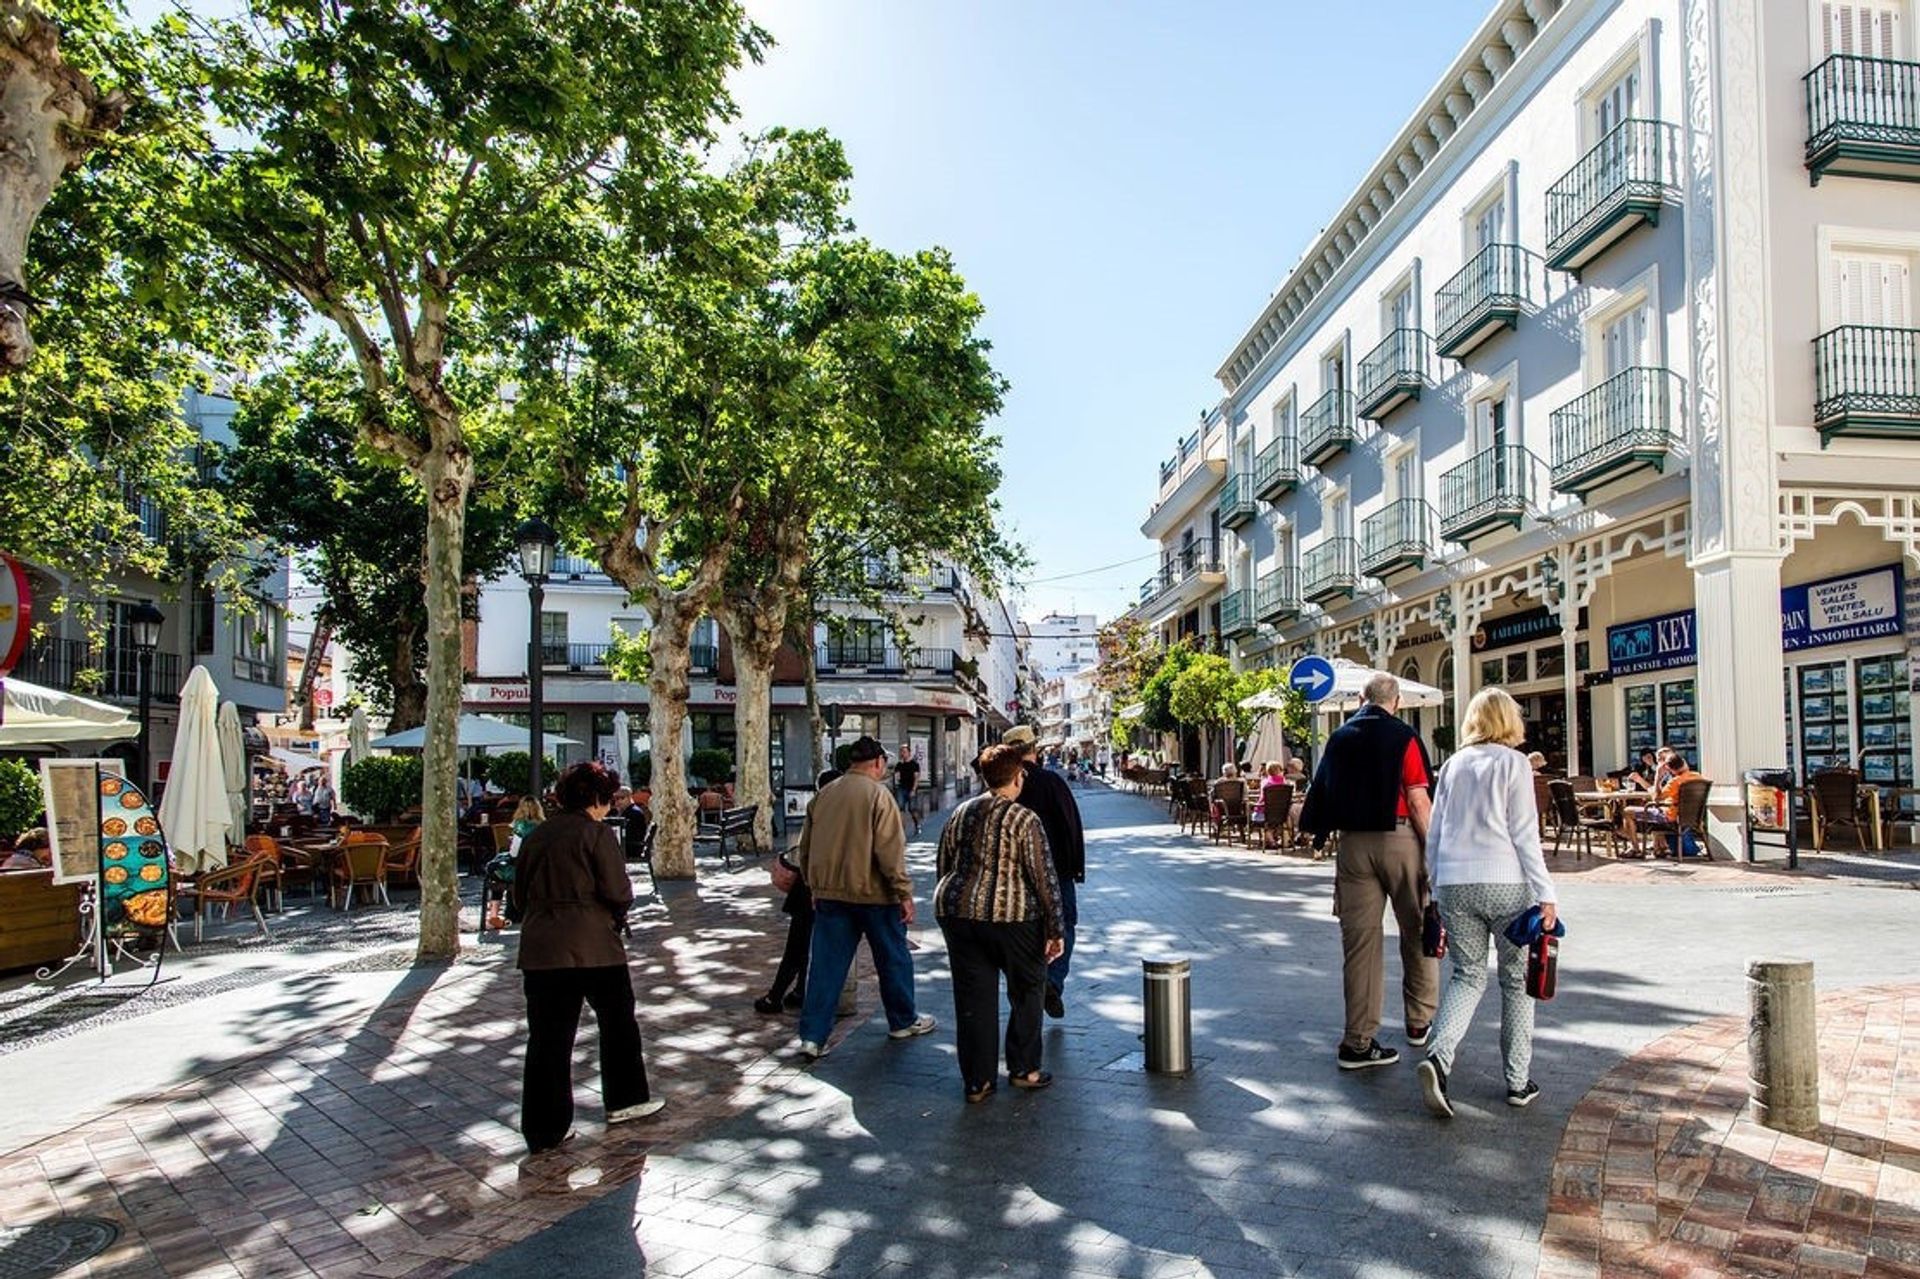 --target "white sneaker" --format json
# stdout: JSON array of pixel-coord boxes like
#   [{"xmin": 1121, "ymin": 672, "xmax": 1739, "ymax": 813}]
[
  {"xmin": 607, "ymin": 1098, "xmax": 666, "ymax": 1123},
  {"xmin": 797, "ymin": 1039, "xmax": 829, "ymax": 1061},
  {"xmin": 888, "ymin": 1014, "xmax": 937, "ymax": 1040}
]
